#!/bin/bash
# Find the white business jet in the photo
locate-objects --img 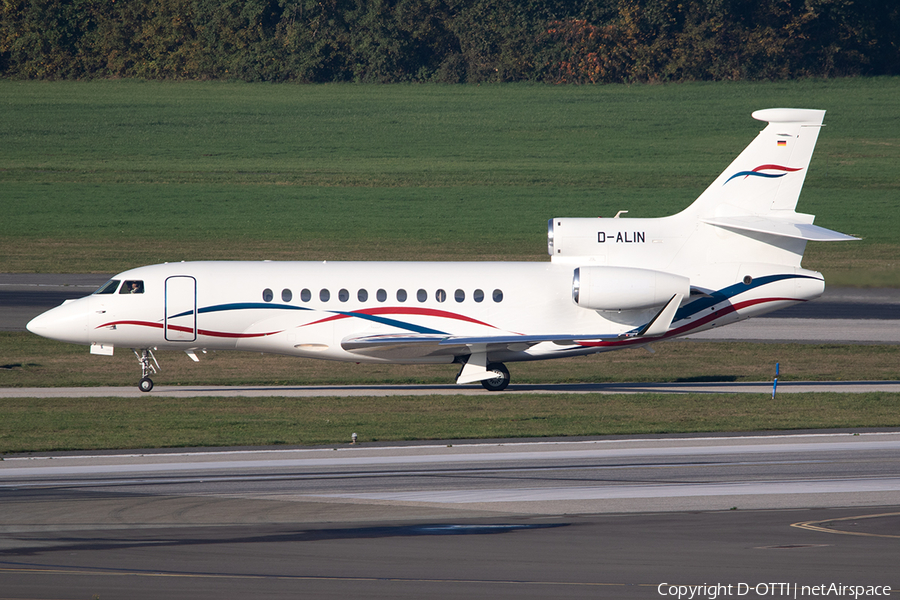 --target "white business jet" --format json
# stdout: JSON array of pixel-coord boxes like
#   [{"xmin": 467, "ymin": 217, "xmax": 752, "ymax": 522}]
[{"xmin": 27, "ymin": 109, "xmax": 857, "ymax": 392}]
